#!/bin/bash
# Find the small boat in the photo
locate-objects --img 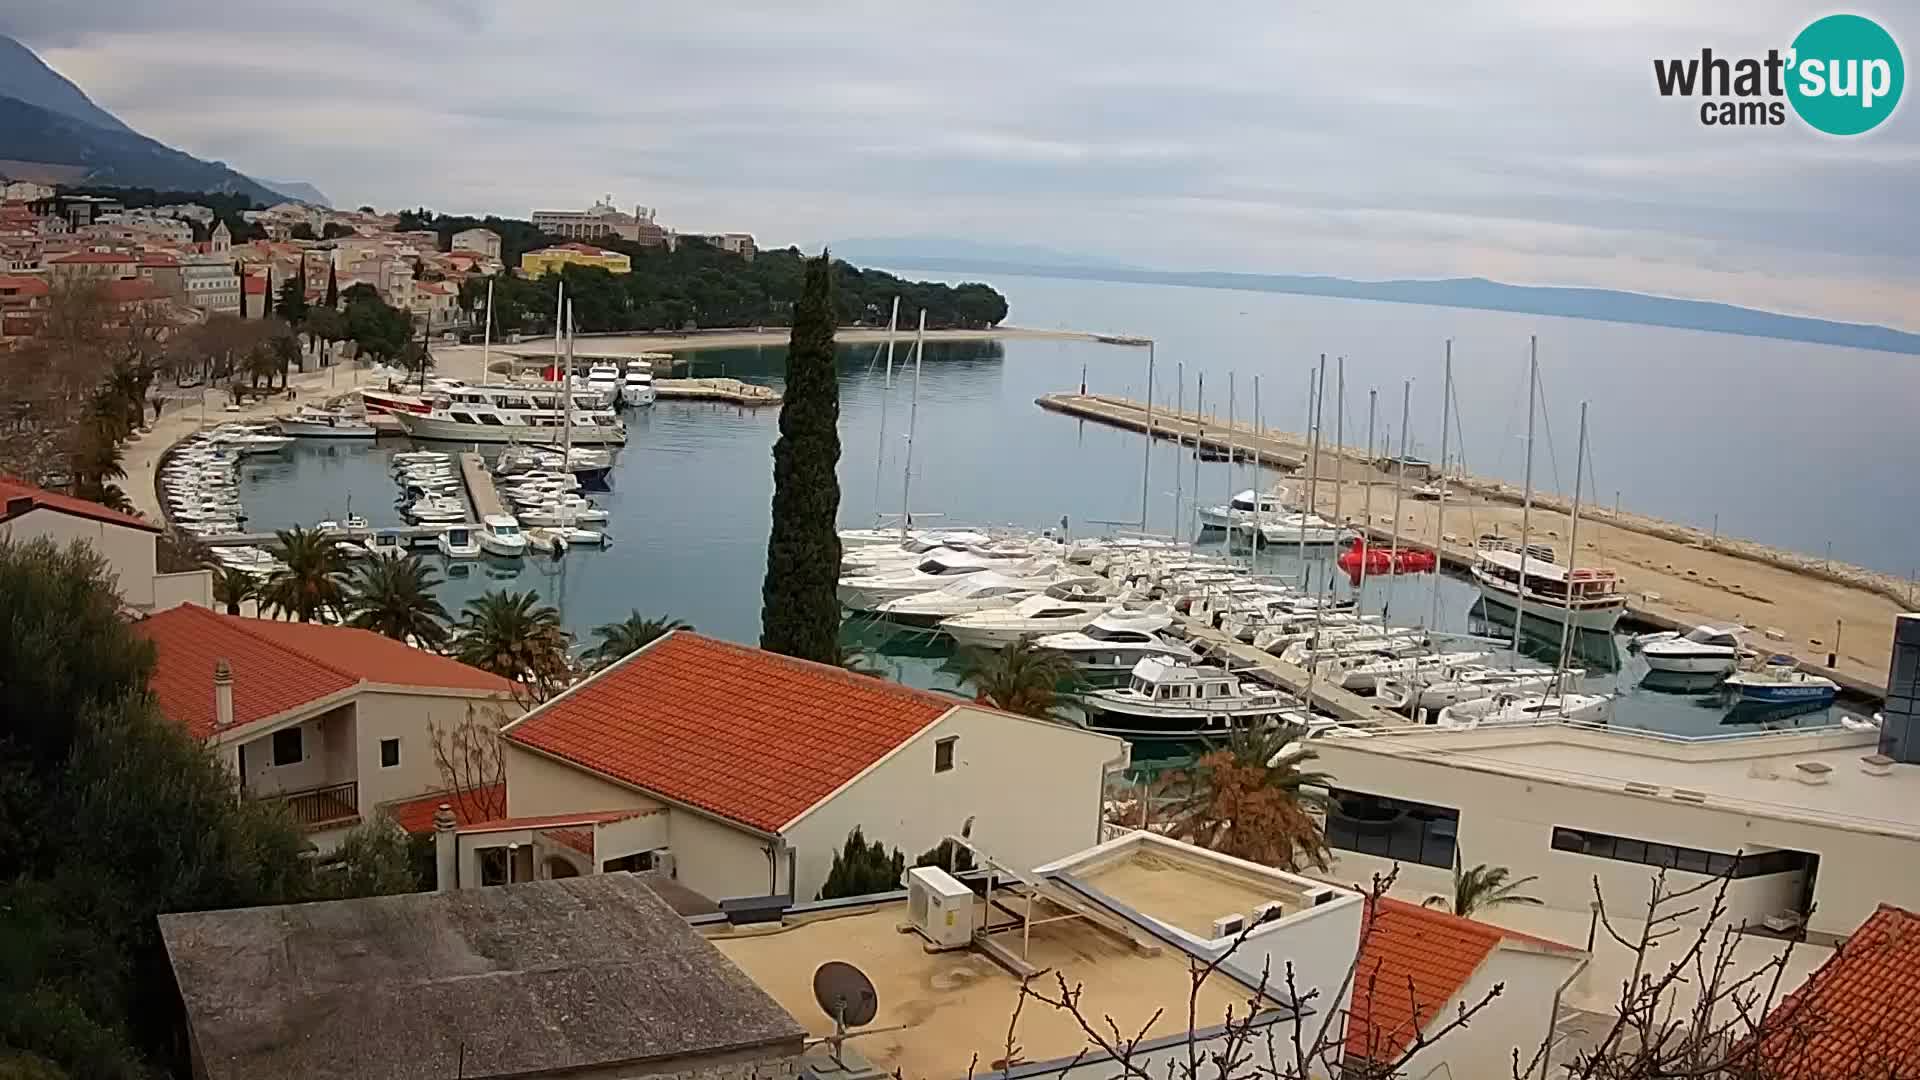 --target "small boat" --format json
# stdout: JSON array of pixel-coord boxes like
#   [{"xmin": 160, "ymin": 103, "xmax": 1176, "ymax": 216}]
[
  {"xmin": 205, "ymin": 428, "xmax": 294, "ymax": 455},
  {"xmin": 1335, "ymin": 651, "xmax": 1493, "ymax": 693},
  {"xmin": 1633, "ymin": 624, "xmax": 1753, "ymax": 674},
  {"xmin": 1410, "ymin": 482, "xmax": 1444, "ymax": 500},
  {"xmin": 524, "ymin": 528, "xmax": 568, "ymax": 555},
  {"xmin": 517, "ymin": 499, "xmax": 609, "ymax": 527},
  {"xmin": 1249, "ymin": 513, "xmax": 1347, "ymax": 547},
  {"xmin": 1079, "ymin": 657, "xmax": 1310, "ymax": 743},
  {"xmin": 407, "ymin": 499, "xmax": 467, "ymax": 524},
  {"xmin": 1376, "ymin": 666, "xmax": 1568, "ymax": 713},
  {"xmin": 1198, "ymin": 488, "xmax": 1291, "ymax": 531},
  {"xmin": 277, "ymin": 406, "xmax": 377, "ymax": 439},
  {"xmin": 621, "ymin": 362, "xmax": 656, "ymax": 407},
  {"xmin": 1722, "ymin": 660, "xmax": 1838, "ymax": 707},
  {"xmin": 478, "ymin": 514, "xmax": 528, "ymax": 558},
  {"xmin": 363, "ymin": 529, "xmax": 410, "ymax": 560},
  {"xmin": 436, "ymin": 525, "xmax": 482, "ymax": 559},
  {"xmin": 1435, "ymin": 691, "xmax": 1613, "ymax": 728},
  {"xmin": 1470, "ymin": 535, "xmax": 1627, "ymax": 633}
]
